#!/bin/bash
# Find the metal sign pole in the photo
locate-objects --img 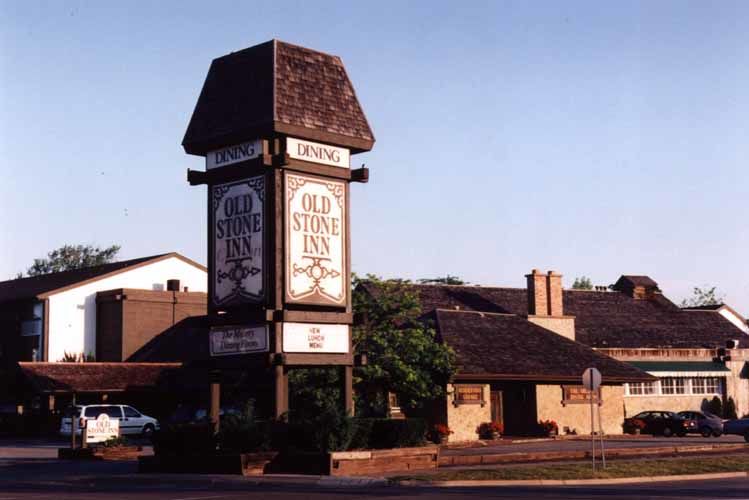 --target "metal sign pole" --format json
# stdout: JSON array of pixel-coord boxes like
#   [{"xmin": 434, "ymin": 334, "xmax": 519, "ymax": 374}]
[
  {"xmin": 590, "ymin": 391, "xmax": 595, "ymax": 471},
  {"xmin": 597, "ymin": 398, "xmax": 606, "ymax": 469}
]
